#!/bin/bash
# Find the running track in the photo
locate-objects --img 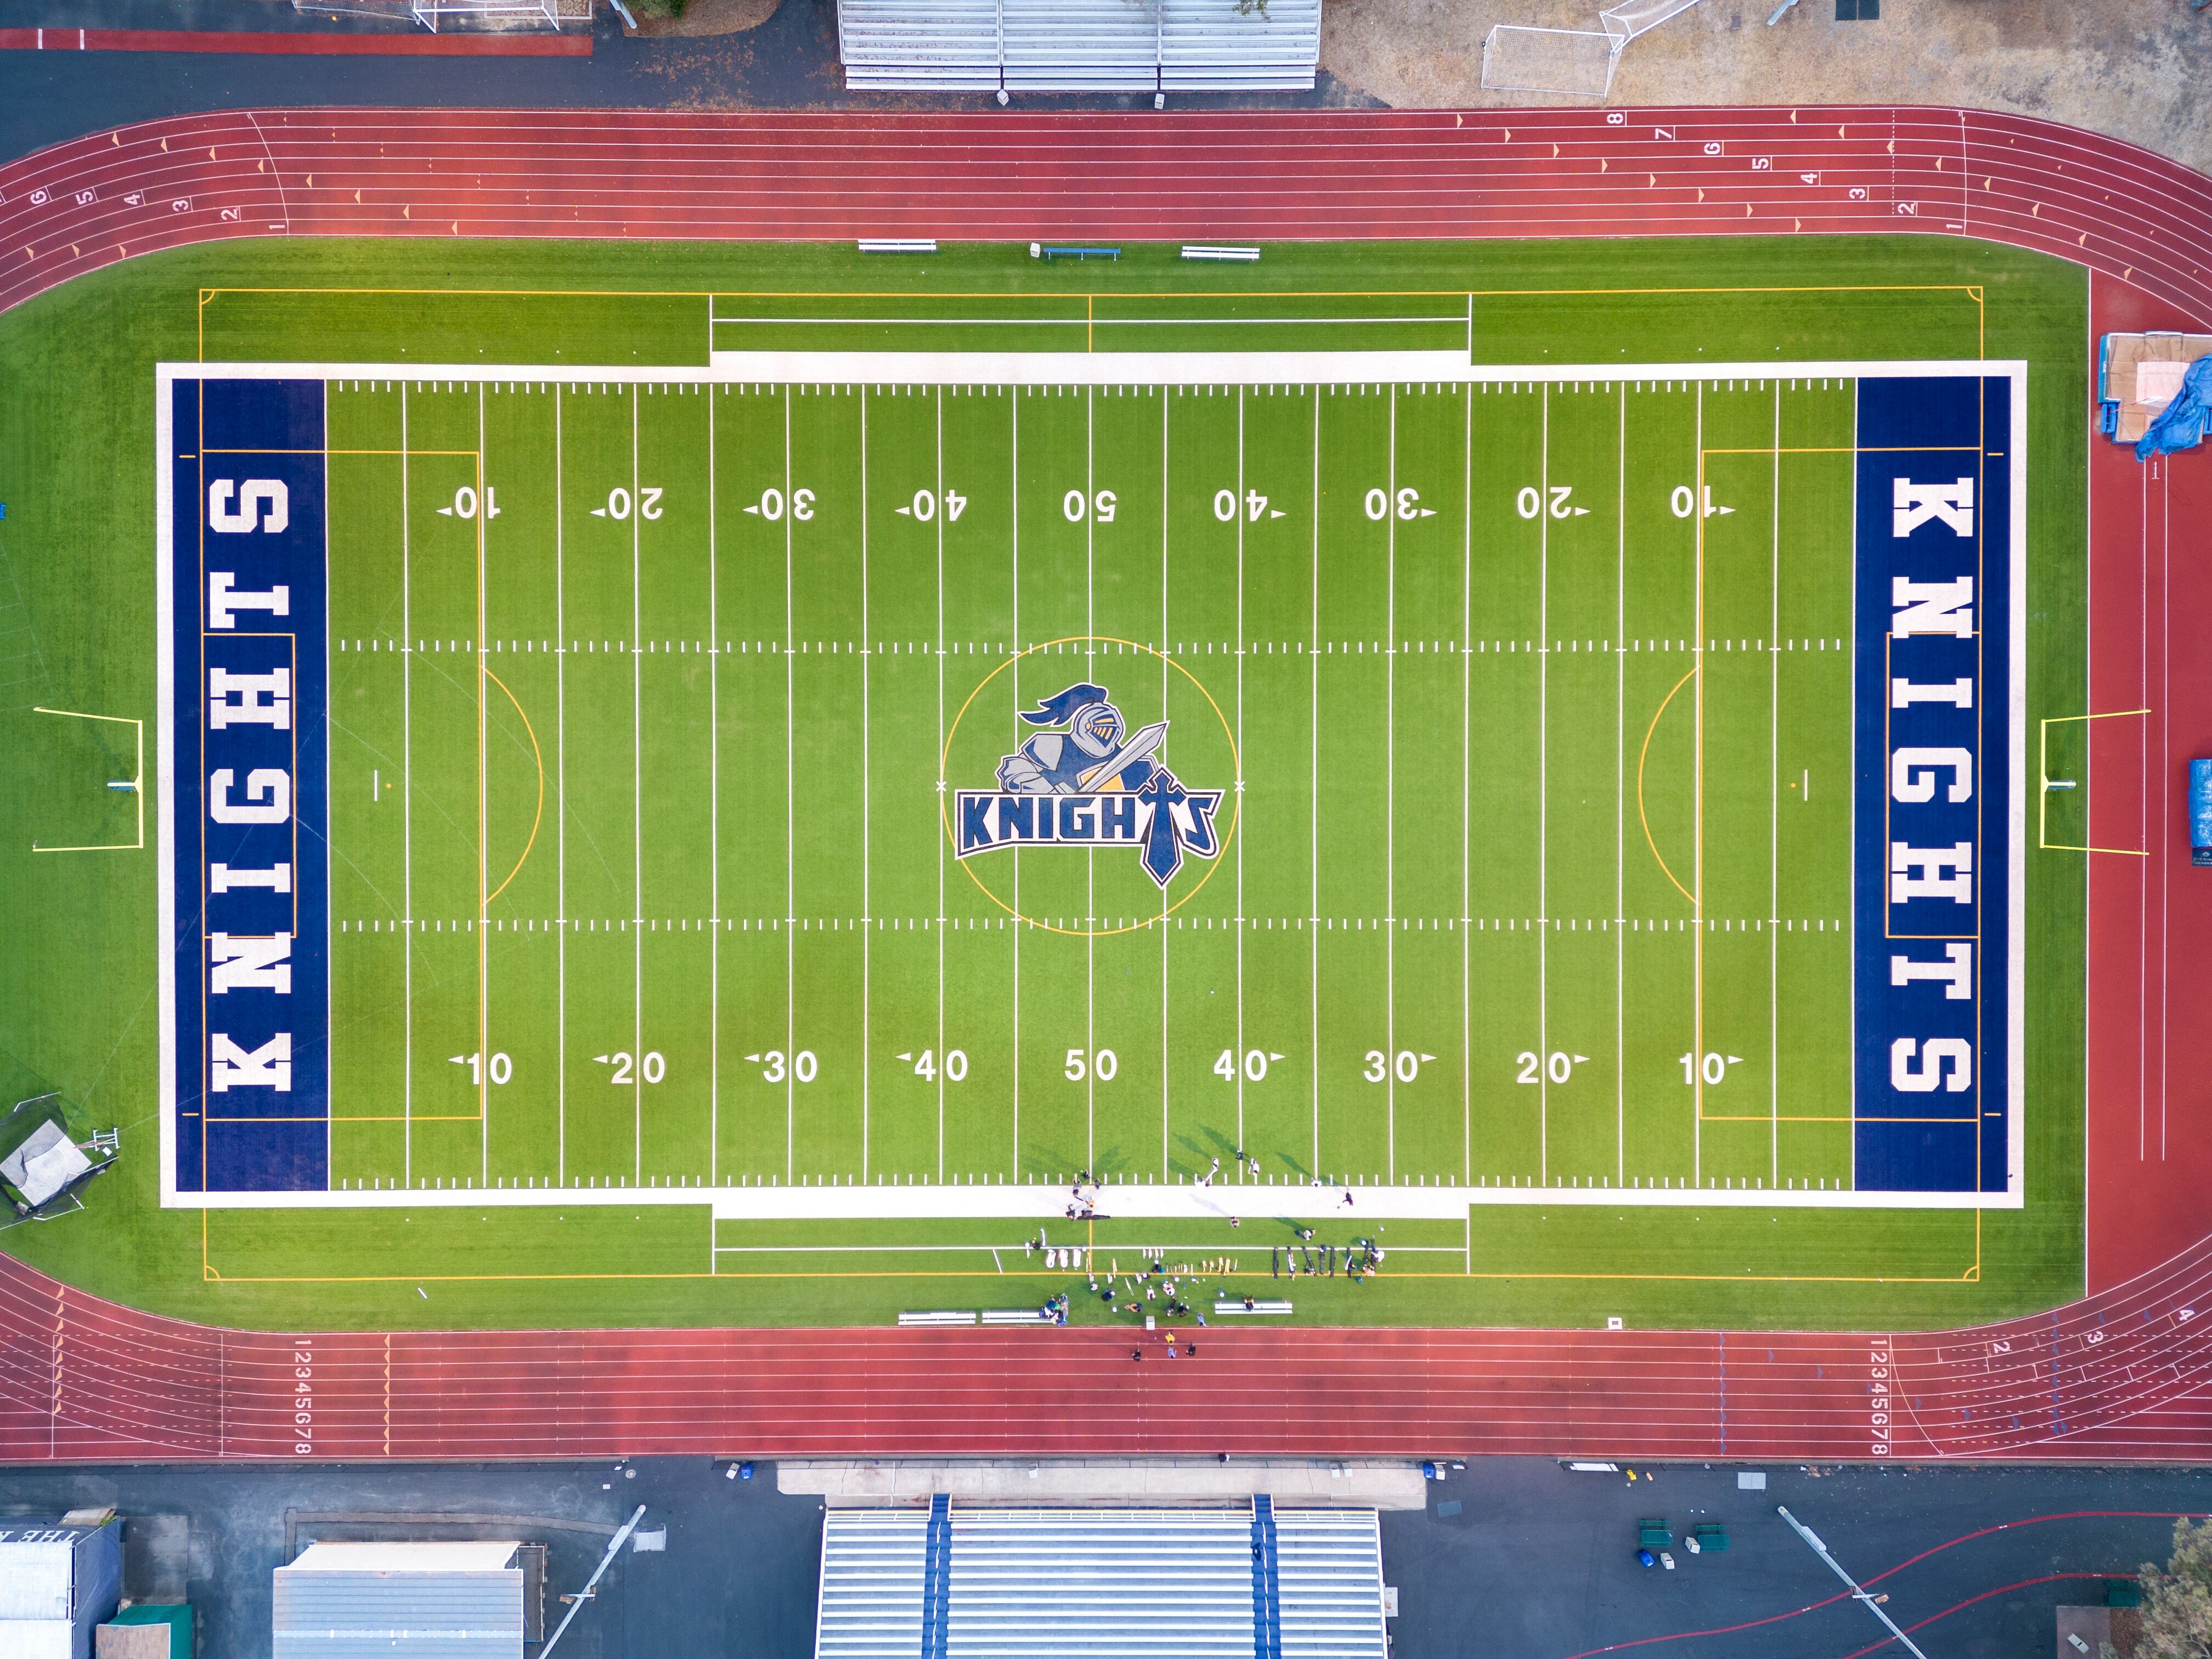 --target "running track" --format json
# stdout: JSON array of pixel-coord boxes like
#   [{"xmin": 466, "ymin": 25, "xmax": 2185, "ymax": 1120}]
[{"xmin": 2, "ymin": 105, "xmax": 2208, "ymax": 1463}]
